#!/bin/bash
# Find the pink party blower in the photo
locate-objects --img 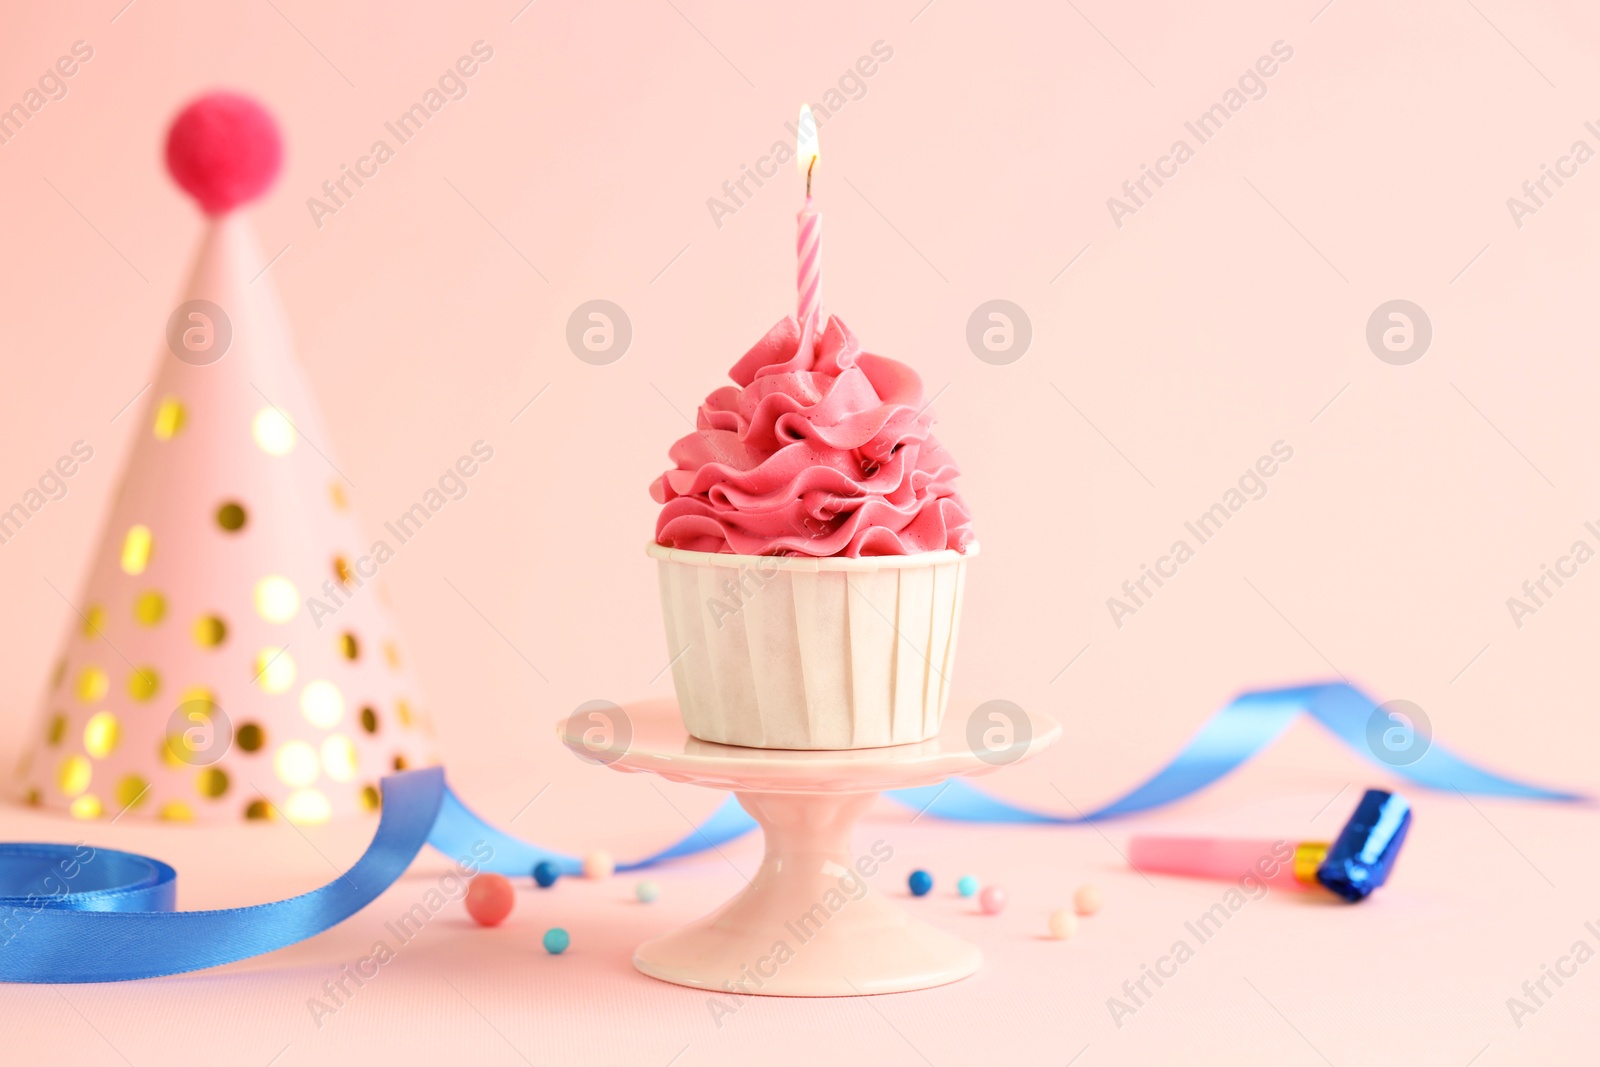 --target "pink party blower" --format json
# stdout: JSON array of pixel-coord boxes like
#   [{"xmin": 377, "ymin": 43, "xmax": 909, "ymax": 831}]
[{"xmin": 1128, "ymin": 789, "xmax": 1412, "ymax": 902}]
